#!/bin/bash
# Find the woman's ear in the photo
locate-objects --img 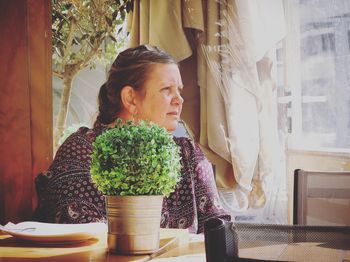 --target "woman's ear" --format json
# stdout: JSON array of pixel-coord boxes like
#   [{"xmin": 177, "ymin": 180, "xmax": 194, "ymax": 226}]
[{"xmin": 120, "ymin": 86, "xmax": 137, "ymax": 115}]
